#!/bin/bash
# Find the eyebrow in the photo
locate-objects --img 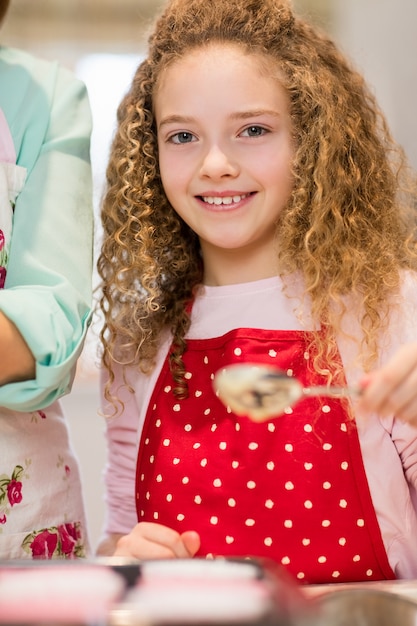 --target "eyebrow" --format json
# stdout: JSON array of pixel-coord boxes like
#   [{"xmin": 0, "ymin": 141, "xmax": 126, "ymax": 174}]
[{"xmin": 158, "ymin": 109, "xmax": 281, "ymax": 129}]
